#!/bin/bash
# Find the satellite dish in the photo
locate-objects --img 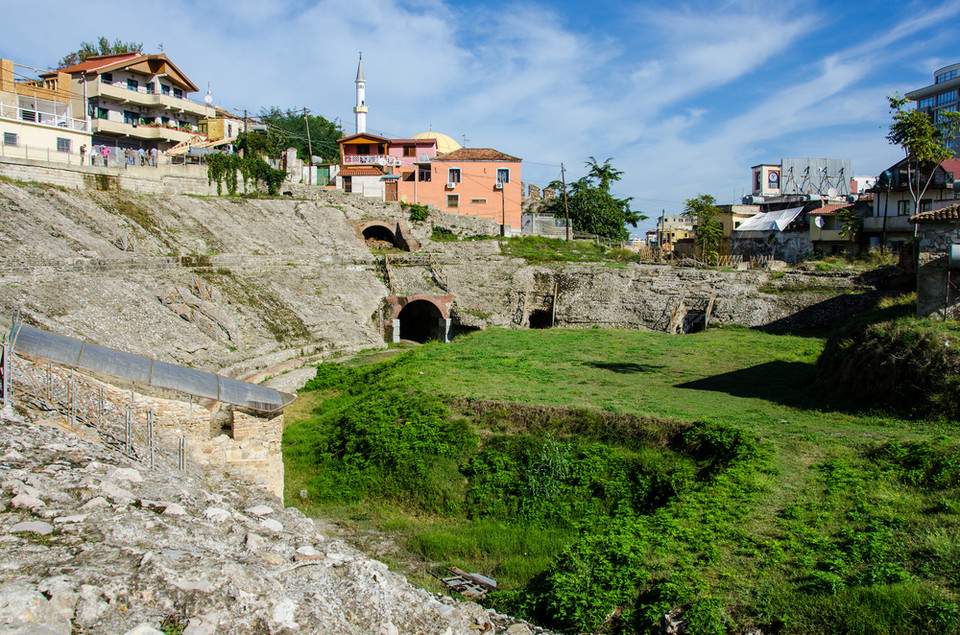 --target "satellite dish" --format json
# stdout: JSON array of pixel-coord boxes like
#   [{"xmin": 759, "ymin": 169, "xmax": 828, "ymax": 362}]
[
  {"xmin": 377, "ymin": 158, "xmax": 387, "ymax": 166},
  {"xmin": 419, "ymin": 153, "xmax": 429, "ymax": 162},
  {"xmin": 827, "ymin": 187, "xmax": 839, "ymax": 197},
  {"xmin": 204, "ymin": 90, "xmax": 212, "ymax": 105},
  {"xmin": 813, "ymin": 216, "xmax": 824, "ymax": 228}
]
